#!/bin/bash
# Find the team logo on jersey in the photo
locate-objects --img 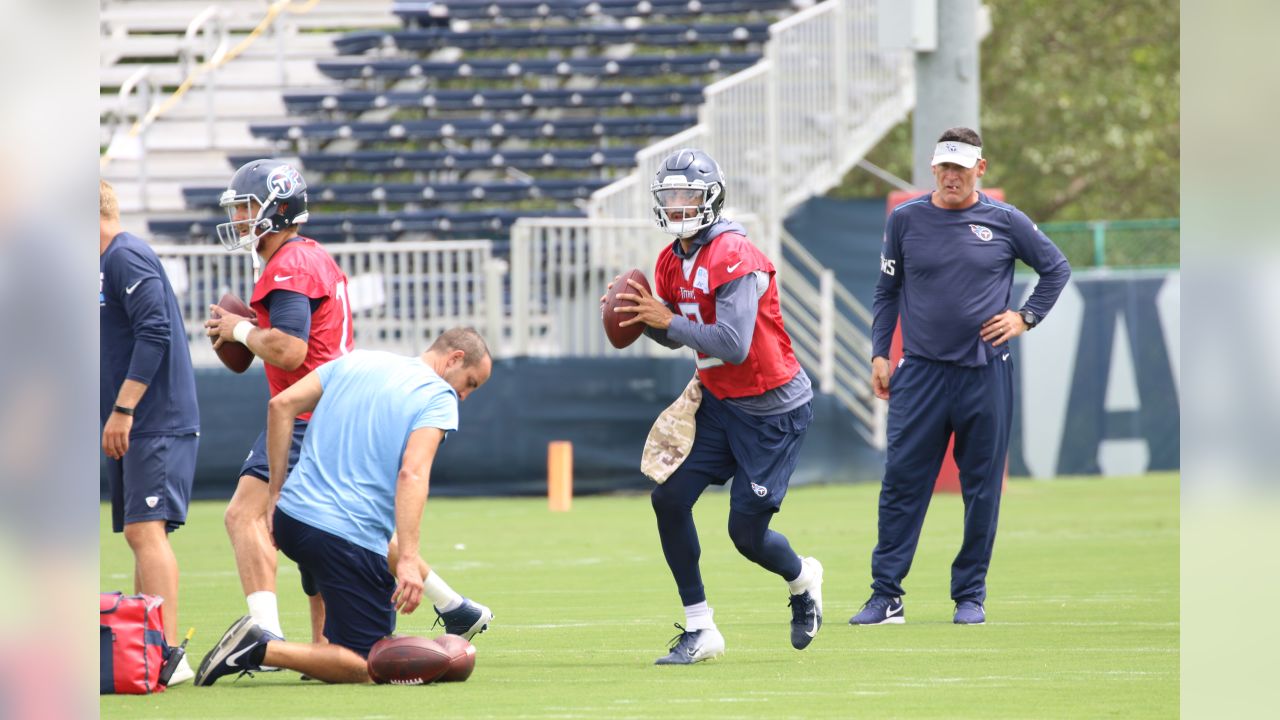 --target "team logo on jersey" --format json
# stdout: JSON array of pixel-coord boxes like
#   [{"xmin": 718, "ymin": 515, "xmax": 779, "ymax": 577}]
[
  {"xmin": 969, "ymin": 224, "xmax": 994, "ymax": 241},
  {"xmin": 679, "ymin": 288, "xmax": 697, "ymax": 301},
  {"xmin": 268, "ymin": 164, "xmax": 304, "ymax": 198},
  {"xmin": 879, "ymin": 254, "xmax": 896, "ymax": 276},
  {"xmin": 750, "ymin": 482, "xmax": 769, "ymax": 498},
  {"xmin": 693, "ymin": 267, "xmax": 710, "ymax": 293}
]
